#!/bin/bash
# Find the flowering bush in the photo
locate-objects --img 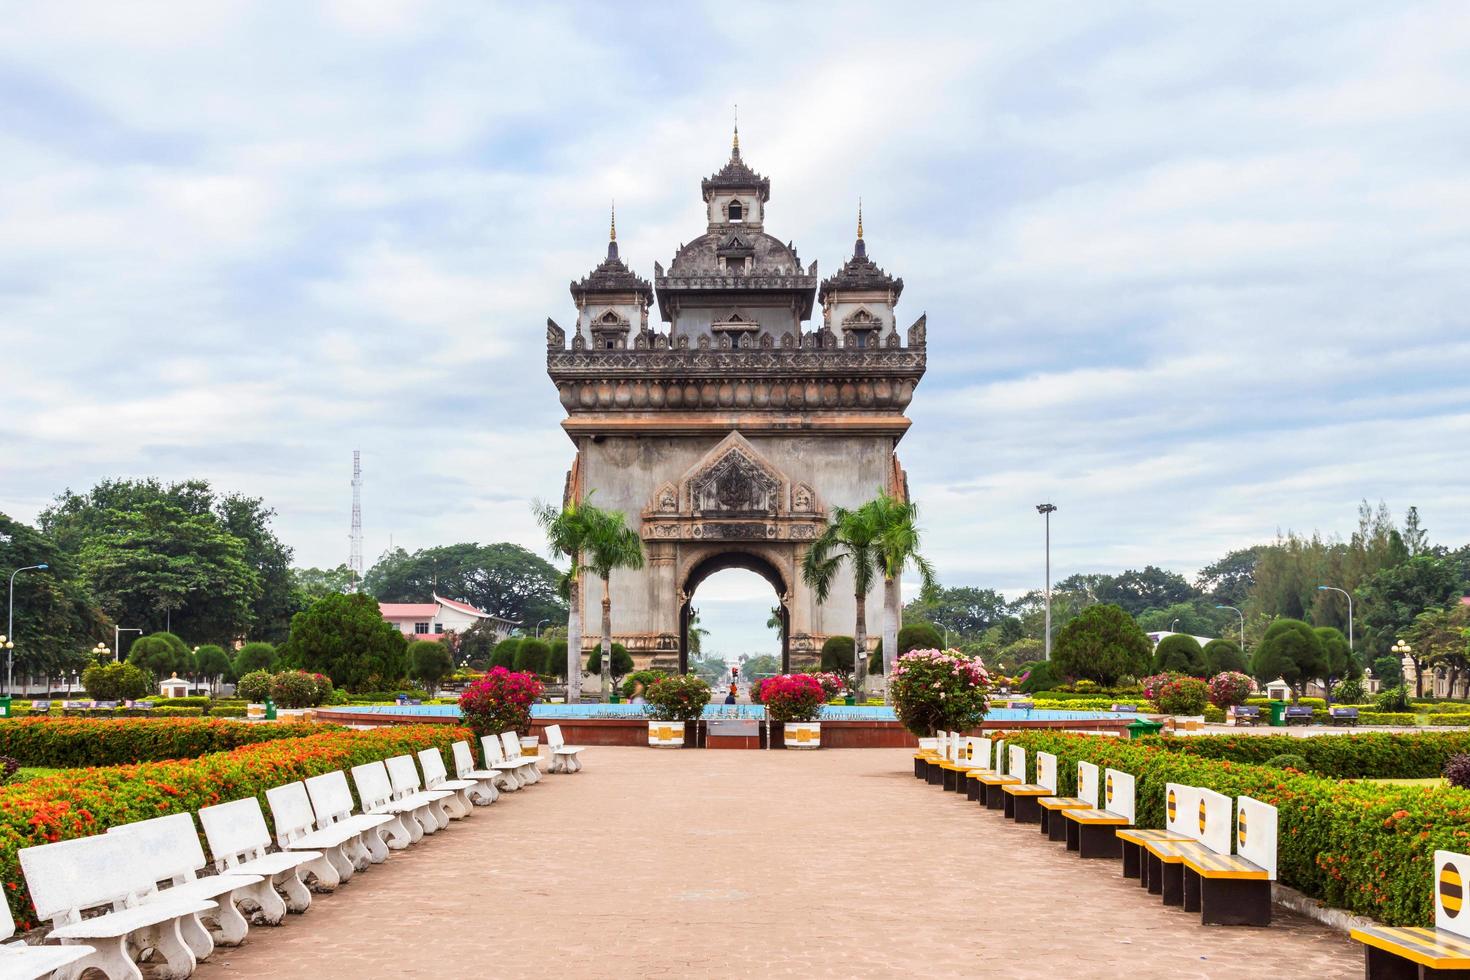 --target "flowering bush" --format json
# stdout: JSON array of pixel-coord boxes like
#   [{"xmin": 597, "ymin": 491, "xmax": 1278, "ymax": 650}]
[
  {"xmin": 236, "ymin": 670, "xmax": 274, "ymax": 703},
  {"xmin": 1208, "ymin": 671, "xmax": 1254, "ymax": 709},
  {"xmin": 0, "ymin": 724, "xmax": 465, "ymax": 932},
  {"xmin": 458, "ymin": 667, "xmax": 543, "ymax": 737},
  {"xmin": 1139, "ymin": 673, "xmax": 1172, "ymax": 702},
  {"xmin": 1445, "ymin": 754, "xmax": 1470, "ymax": 790},
  {"xmin": 270, "ymin": 670, "xmax": 324, "ymax": 708},
  {"xmin": 646, "ymin": 674, "xmax": 711, "ymax": 723},
  {"xmin": 803, "ymin": 670, "xmax": 847, "ymax": 701},
  {"xmin": 312, "ymin": 673, "xmax": 335, "ymax": 705},
  {"xmin": 888, "ymin": 648, "xmax": 990, "ymax": 737},
  {"xmin": 0, "ymin": 717, "xmax": 330, "ymax": 768},
  {"xmin": 1147, "ymin": 674, "xmax": 1209, "ymax": 715},
  {"xmin": 759, "ymin": 674, "xmax": 826, "ymax": 723}
]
